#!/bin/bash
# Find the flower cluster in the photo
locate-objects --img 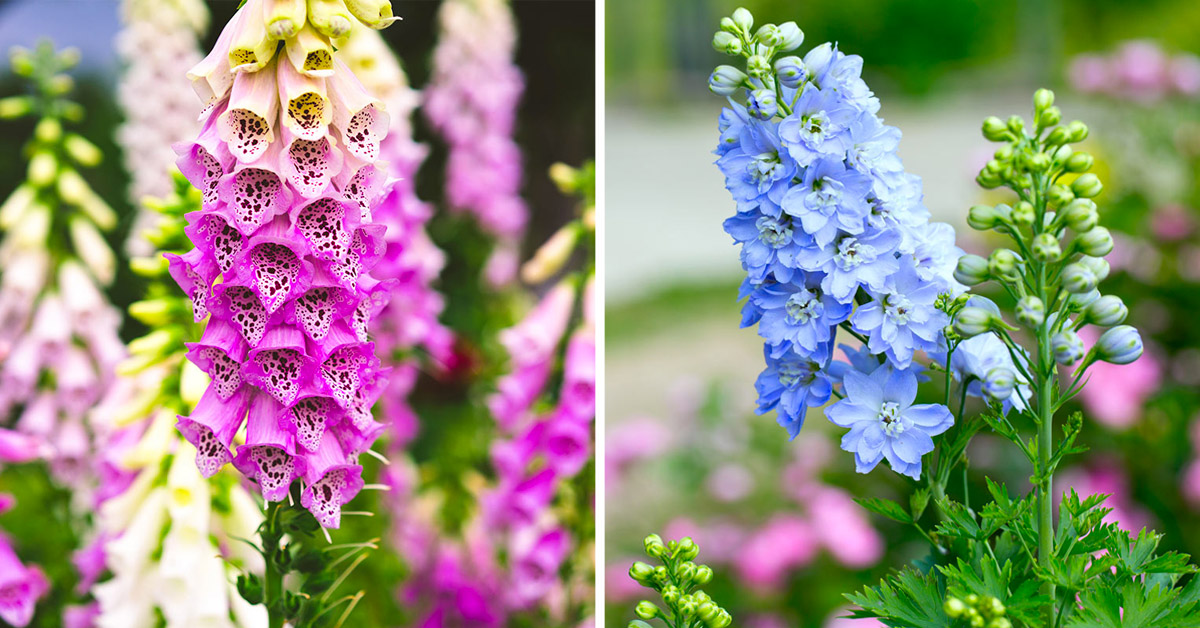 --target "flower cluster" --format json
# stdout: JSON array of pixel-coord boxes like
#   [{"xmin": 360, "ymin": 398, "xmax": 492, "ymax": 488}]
[
  {"xmin": 81, "ymin": 177, "xmax": 267, "ymax": 628},
  {"xmin": 338, "ymin": 25, "xmax": 454, "ymax": 449},
  {"xmin": 709, "ymin": 10, "xmax": 960, "ymax": 478},
  {"xmin": 171, "ymin": 0, "xmax": 398, "ymax": 528},
  {"xmin": 0, "ymin": 496, "xmax": 49, "ymax": 628},
  {"xmin": 1069, "ymin": 40, "xmax": 1200, "ymax": 103},
  {"xmin": 627, "ymin": 535, "xmax": 732, "ymax": 628},
  {"xmin": 0, "ymin": 42, "xmax": 123, "ymax": 489},
  {"xmin": 424, "ymin": 0, "xmax": 528, "ymax": 285},
  {"xmin": 115, "ymin": 0, "xmax": 209, "ymax": 255}
]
